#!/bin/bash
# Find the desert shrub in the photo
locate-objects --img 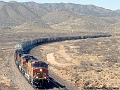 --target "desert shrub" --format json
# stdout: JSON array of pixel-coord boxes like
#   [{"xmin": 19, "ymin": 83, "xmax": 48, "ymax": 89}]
[
  {"xmin": 0, "ymin": 83, "xmax": 5, "ymax": 87},
  {"xmin": 80, "ymin": 60, "xmax": 94, "ymax": 71}
]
